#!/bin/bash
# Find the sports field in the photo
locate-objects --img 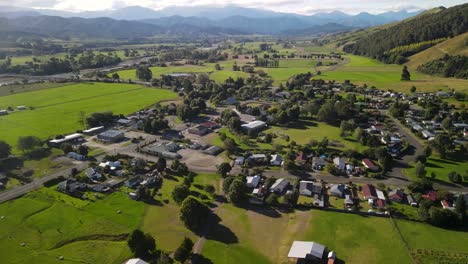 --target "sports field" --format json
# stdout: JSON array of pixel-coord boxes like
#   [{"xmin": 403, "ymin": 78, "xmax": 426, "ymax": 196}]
[{"xmin": 0, "ymin": 82, "xmax": 177, "ymax": 147}]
